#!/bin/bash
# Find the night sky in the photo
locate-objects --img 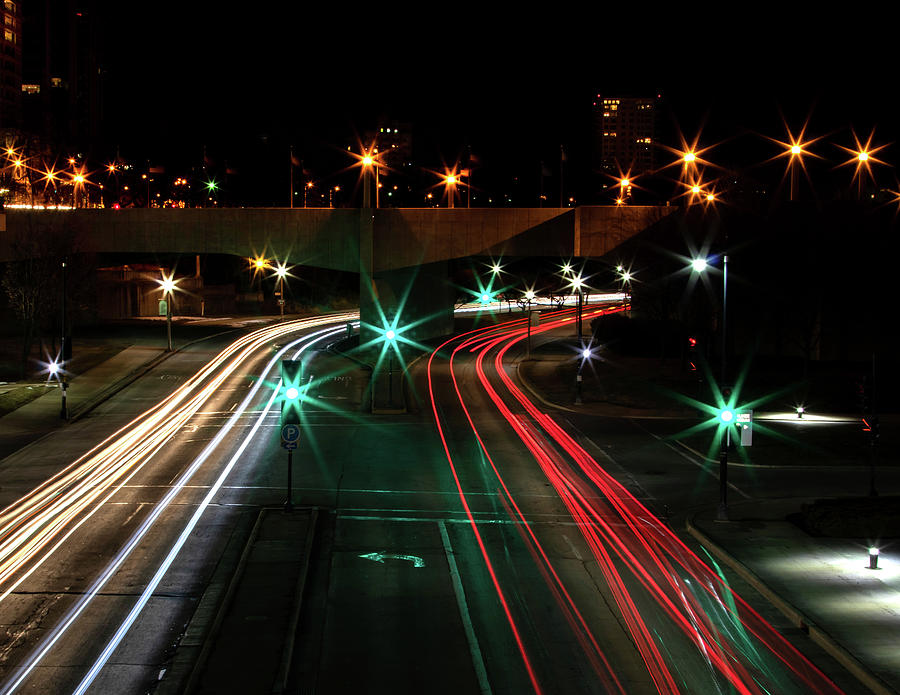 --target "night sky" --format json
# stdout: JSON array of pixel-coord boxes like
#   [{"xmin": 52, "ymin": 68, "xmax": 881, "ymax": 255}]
[{"xmin": 96, "ymin": 7, "xmax": 898, "ymax": 204}]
